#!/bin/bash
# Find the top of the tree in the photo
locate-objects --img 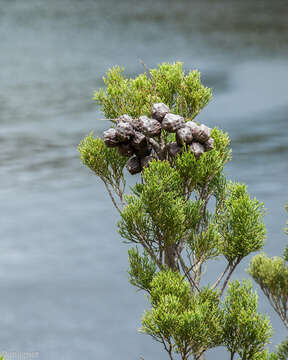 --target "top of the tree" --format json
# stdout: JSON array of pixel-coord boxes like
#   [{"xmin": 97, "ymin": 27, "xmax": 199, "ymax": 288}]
[{"xmin": 94, "ymin": 62, "xmax": 212, "ymax": 120}]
